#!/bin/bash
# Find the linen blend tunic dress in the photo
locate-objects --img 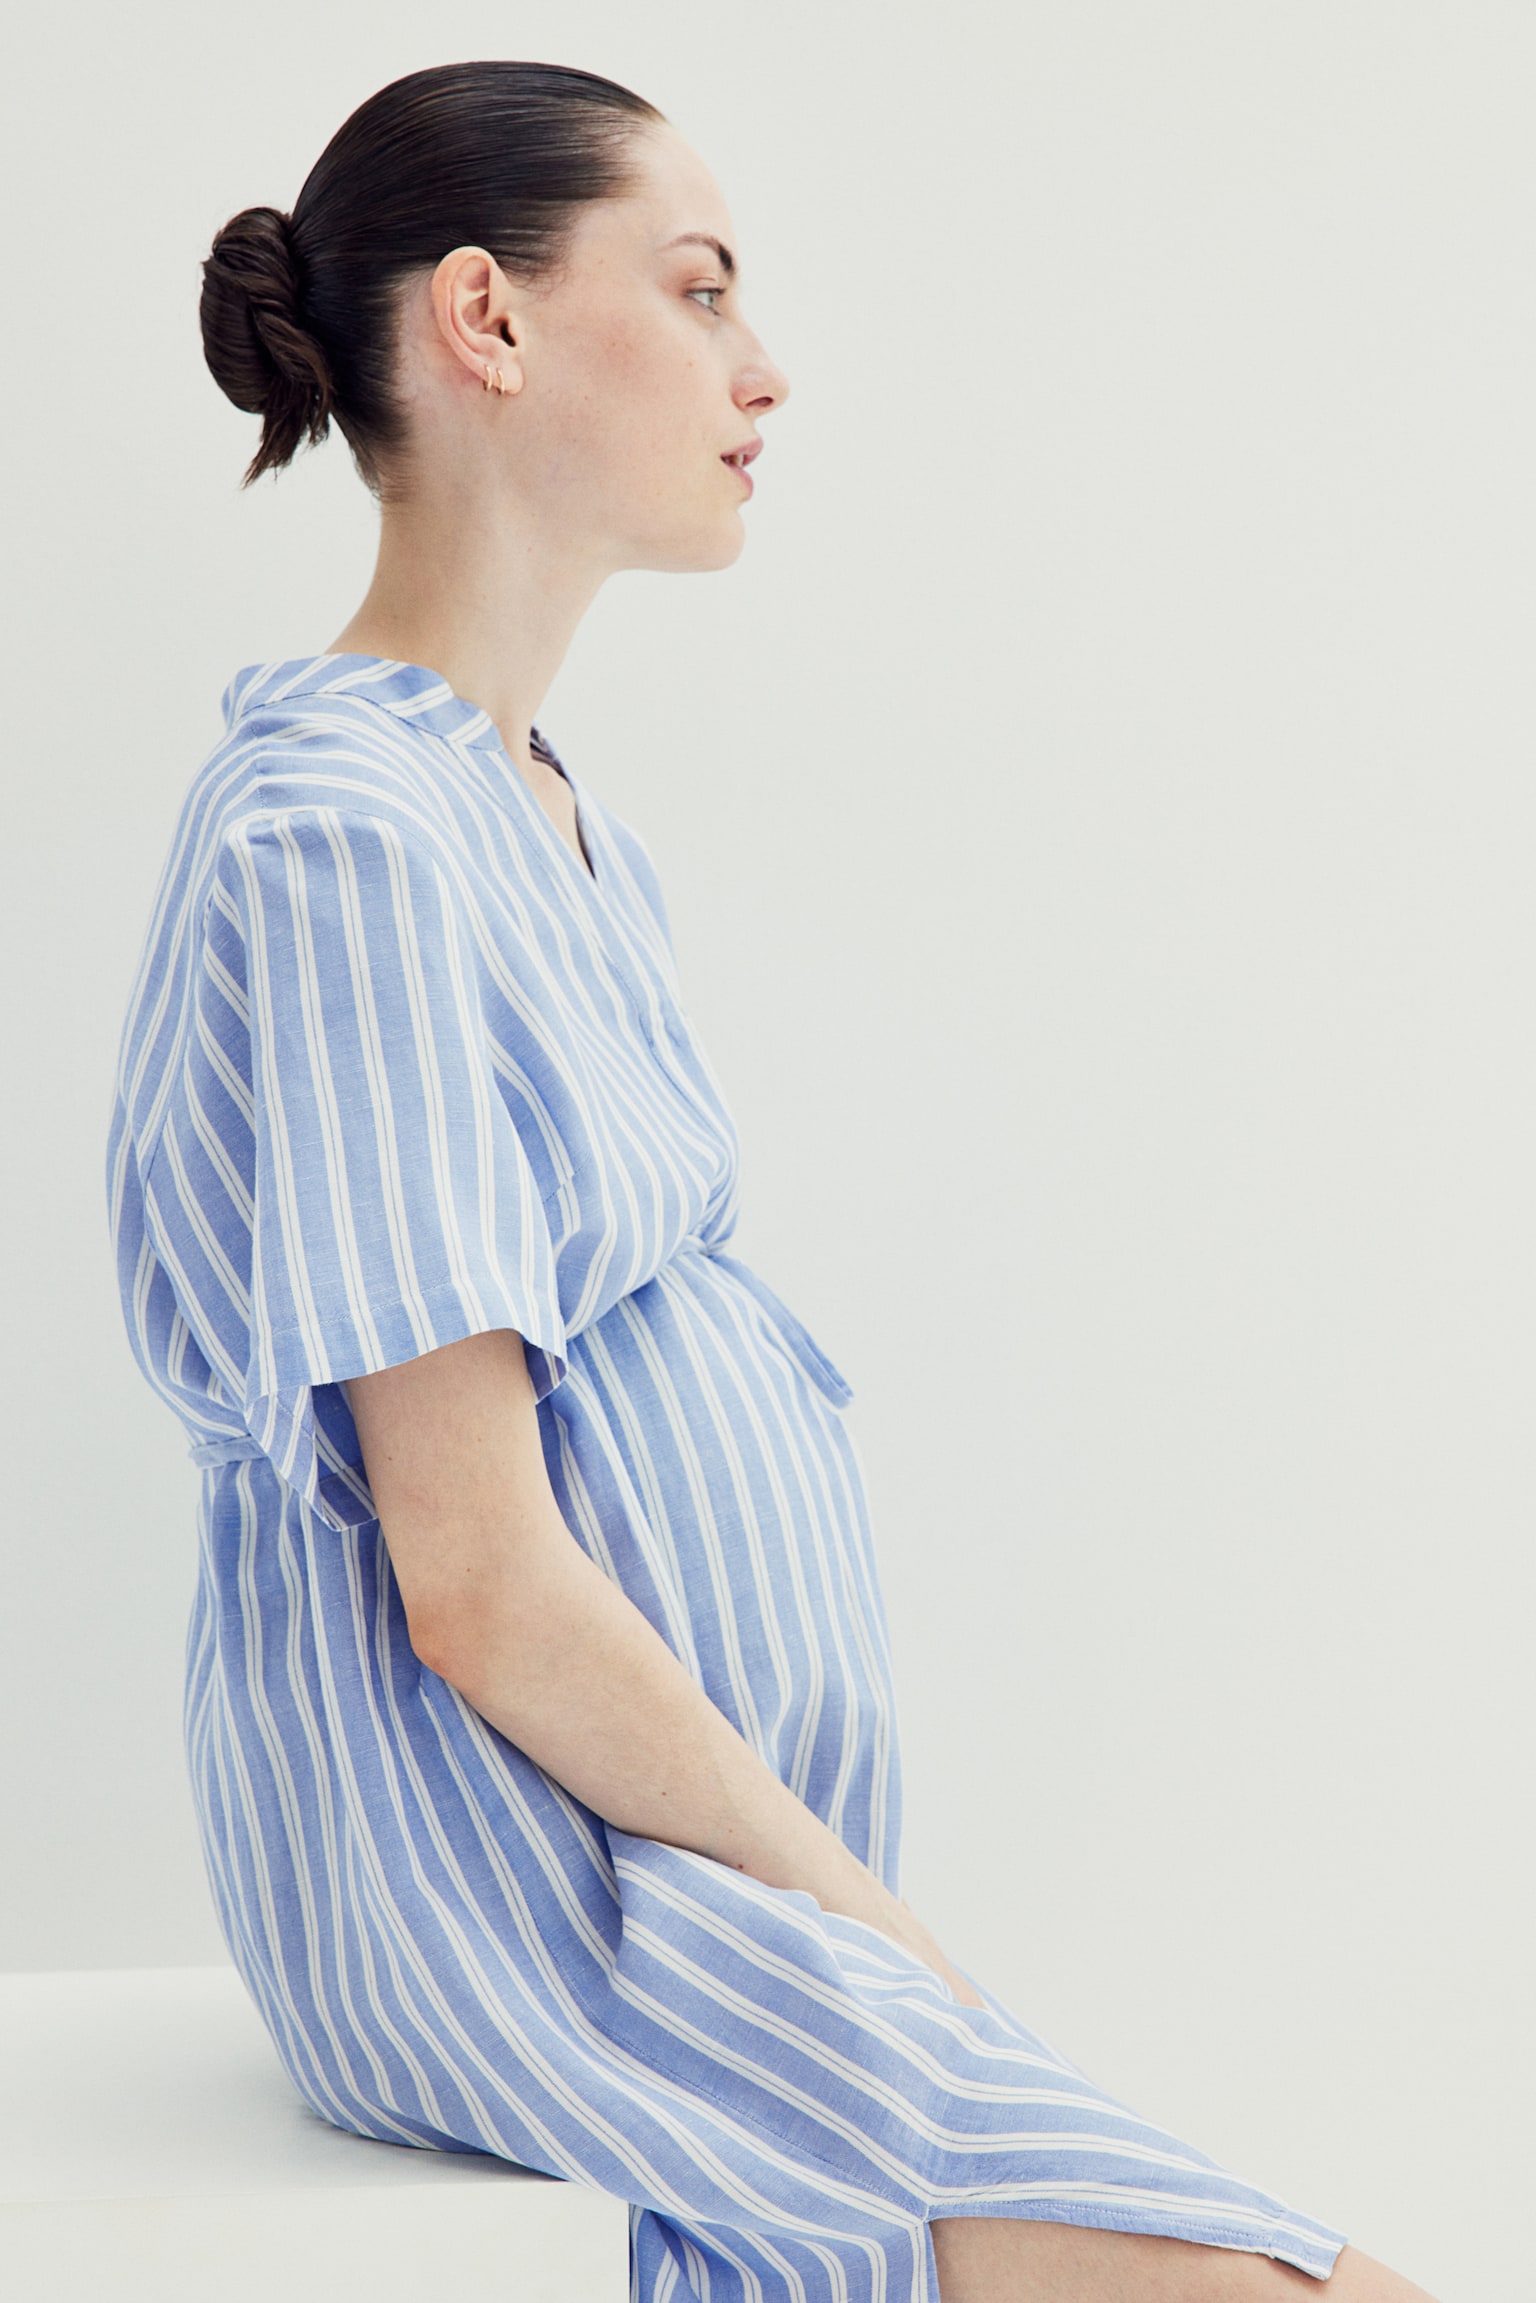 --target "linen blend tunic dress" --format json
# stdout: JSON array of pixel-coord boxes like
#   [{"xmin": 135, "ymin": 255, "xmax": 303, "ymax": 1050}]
[{"xmin": 107, "ymin": 653, "xmax": 1346, "ymax": 2303}]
